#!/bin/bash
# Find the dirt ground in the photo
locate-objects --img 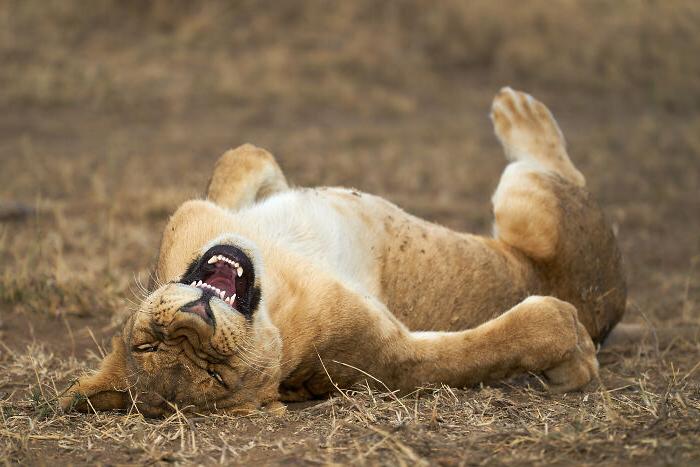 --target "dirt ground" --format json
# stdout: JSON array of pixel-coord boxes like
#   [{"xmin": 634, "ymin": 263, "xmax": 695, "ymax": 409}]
[{"xmin": 1, "ymin": 1, "xmax": 699, "ymax": 465}]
